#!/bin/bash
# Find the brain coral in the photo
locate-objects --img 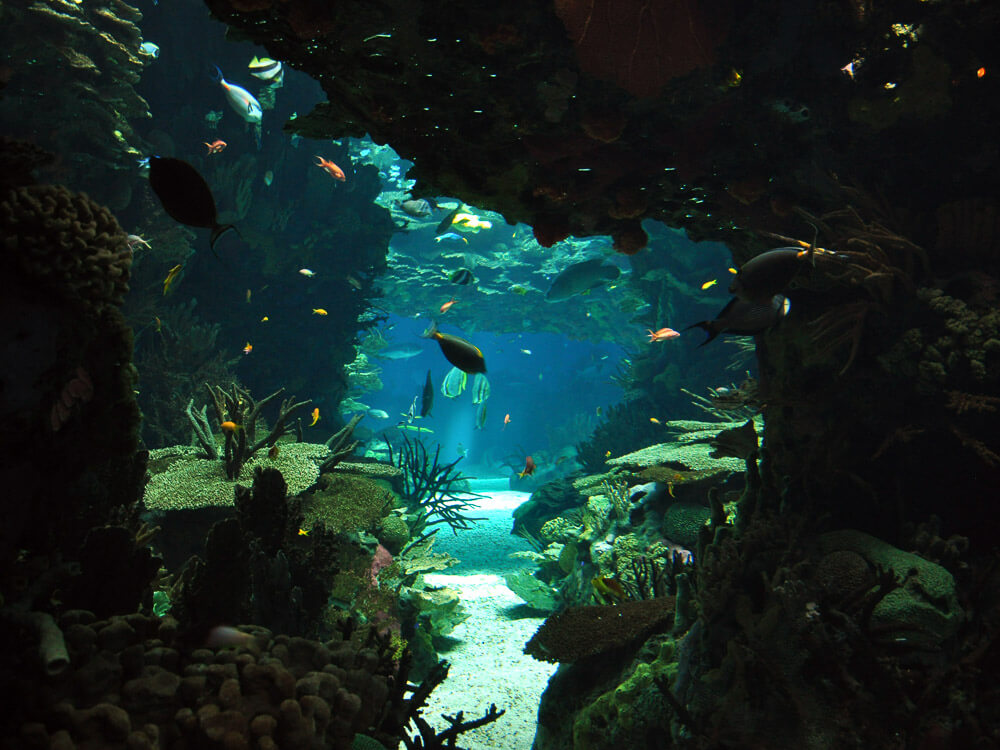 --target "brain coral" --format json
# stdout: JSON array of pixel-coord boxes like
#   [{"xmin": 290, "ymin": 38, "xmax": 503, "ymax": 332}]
[{"xmin": 0, "ymin": 184, "xmax": 131, "ymax": 315}]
